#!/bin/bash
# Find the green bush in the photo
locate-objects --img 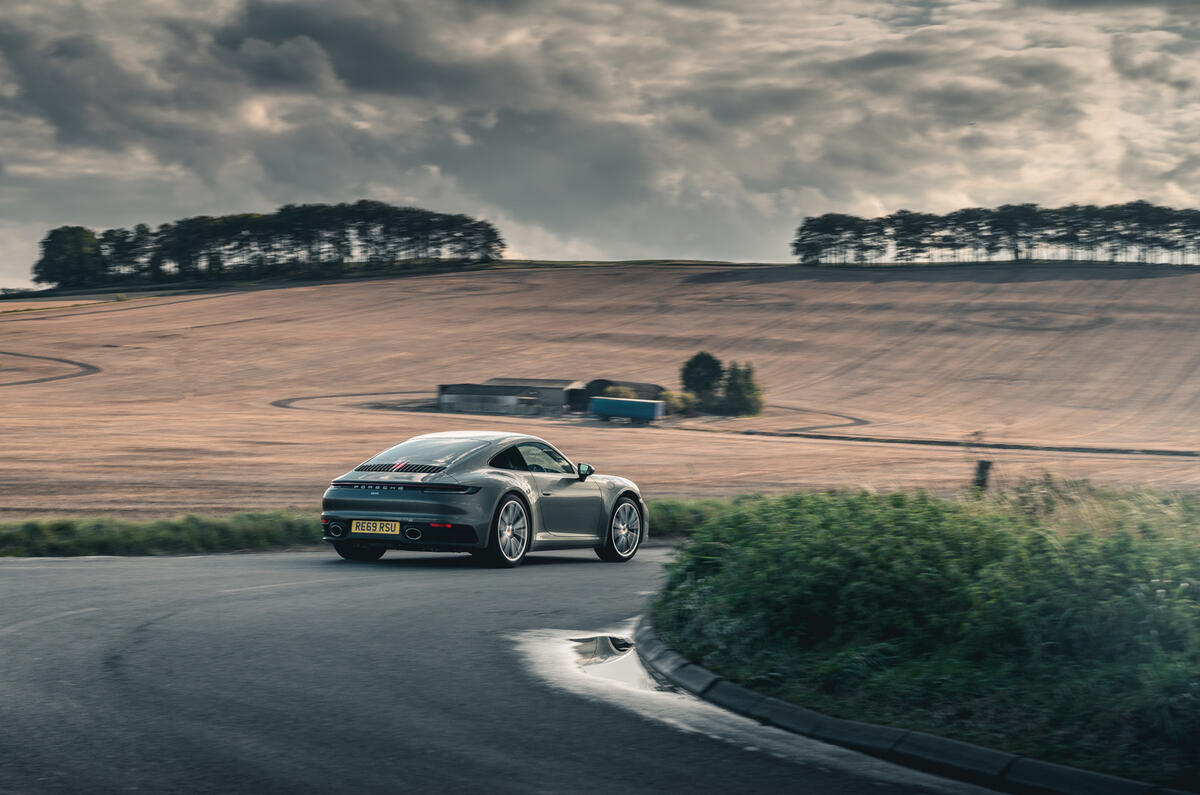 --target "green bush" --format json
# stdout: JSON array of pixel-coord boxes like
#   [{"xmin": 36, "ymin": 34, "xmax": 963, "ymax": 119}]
[
  {"xmin": 657, "ymin": 389, "xmax": 700, "ymax": 415},
  {"xmin": 647, "ymin": 497, "xmax": 742, "ymax": 536},
  {"xmin": 0, "ymin": 511, "xmax": 321, "ymax": 556},
  {"xmin": 652, "ymin": 486, "xmax": 1200, "ymax": 788},
  {"xmin": 658, "ymin": 389, "xmax": 684, "ymax": 414},
  {"xmin": 720, "ymin": 362, "xmax": 764, "ymax": 416},
  {"xmin": 603, "ymin": 385, "xmax": 638, "ymax": 399}
]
